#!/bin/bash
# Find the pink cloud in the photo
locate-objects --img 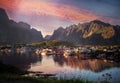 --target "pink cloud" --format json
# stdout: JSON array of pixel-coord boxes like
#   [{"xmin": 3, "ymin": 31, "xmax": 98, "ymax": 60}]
[{"xmin": 0, "ymin": 0, "xmax": 120, "ymax": 25}]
